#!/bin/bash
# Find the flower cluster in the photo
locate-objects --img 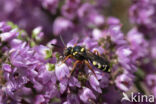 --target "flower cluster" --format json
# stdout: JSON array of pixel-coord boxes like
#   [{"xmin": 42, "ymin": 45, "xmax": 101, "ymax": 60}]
[
  {"xmin": 129, "ymin": 0, "xmax": 156, "ymax": 99},
  {"xmin": 0, "ymin": 0, "xmax": 155, "ymax": 104},
  {"xmin": 129, "ymin": 0, "xmax": 156, "ymax": 37}
]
